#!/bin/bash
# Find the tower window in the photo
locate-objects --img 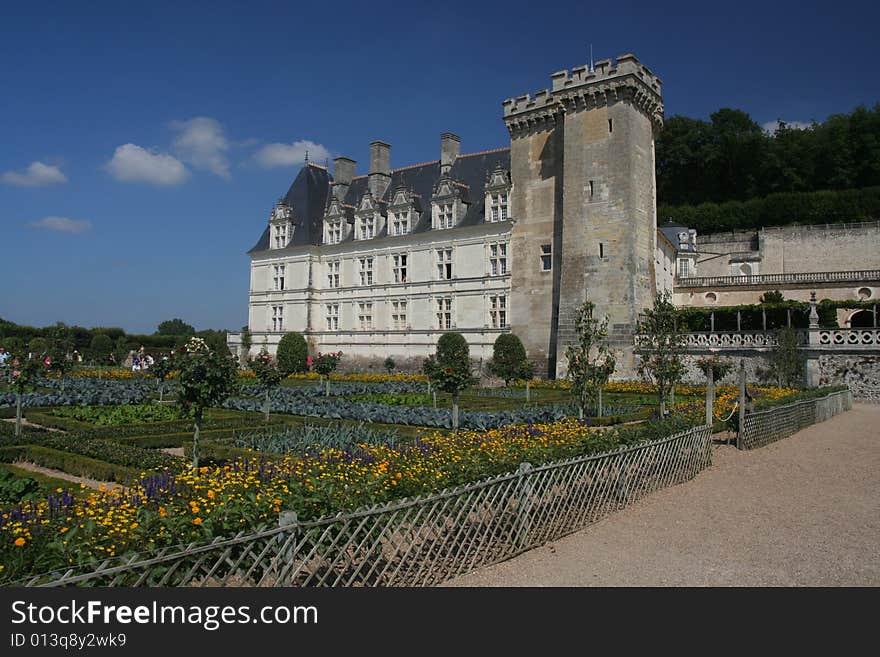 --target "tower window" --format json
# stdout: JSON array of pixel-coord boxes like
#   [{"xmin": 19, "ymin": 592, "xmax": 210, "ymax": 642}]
[
  {"xmin": 589, "ymin": 180, "xmax": 594, "ymax": 198},
  {"xmin": 599, "ymin": 243, "xmax": 605, "ymax": 259},
  {"xmin": 271, "ymin": 305, "xmax": 284, "ymax": 332},
  {"xmin": 608, "ymin": 118, "xmax": 613, "ymax": 133},
  {"xmin": 540, "ymin": 244, "xmax": 552, "ymax": 272}
]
